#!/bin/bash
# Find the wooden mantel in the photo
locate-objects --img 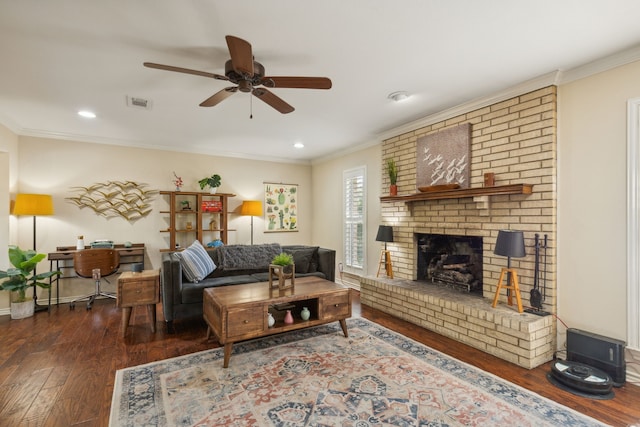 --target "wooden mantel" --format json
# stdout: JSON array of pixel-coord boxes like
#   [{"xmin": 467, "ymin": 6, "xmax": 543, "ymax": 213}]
[{"xmin": 380, "ymin": 183, "xmax": 533, "ymax": 204}]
